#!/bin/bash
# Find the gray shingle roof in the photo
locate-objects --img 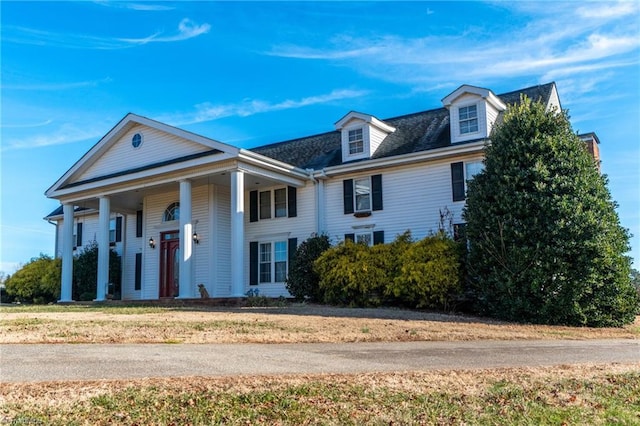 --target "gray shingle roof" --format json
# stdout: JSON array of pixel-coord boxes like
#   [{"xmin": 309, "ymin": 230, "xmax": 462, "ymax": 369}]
[{"xmin": 251, "ymin": 82, "xmax": 556, "ymax": 169}]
